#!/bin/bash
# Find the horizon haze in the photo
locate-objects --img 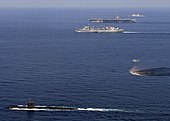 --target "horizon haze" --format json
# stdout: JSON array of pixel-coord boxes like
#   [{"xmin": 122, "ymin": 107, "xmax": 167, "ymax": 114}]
[{"xmin": 0, "ymin": 0, "xmax": 169, "ymax": 8}]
